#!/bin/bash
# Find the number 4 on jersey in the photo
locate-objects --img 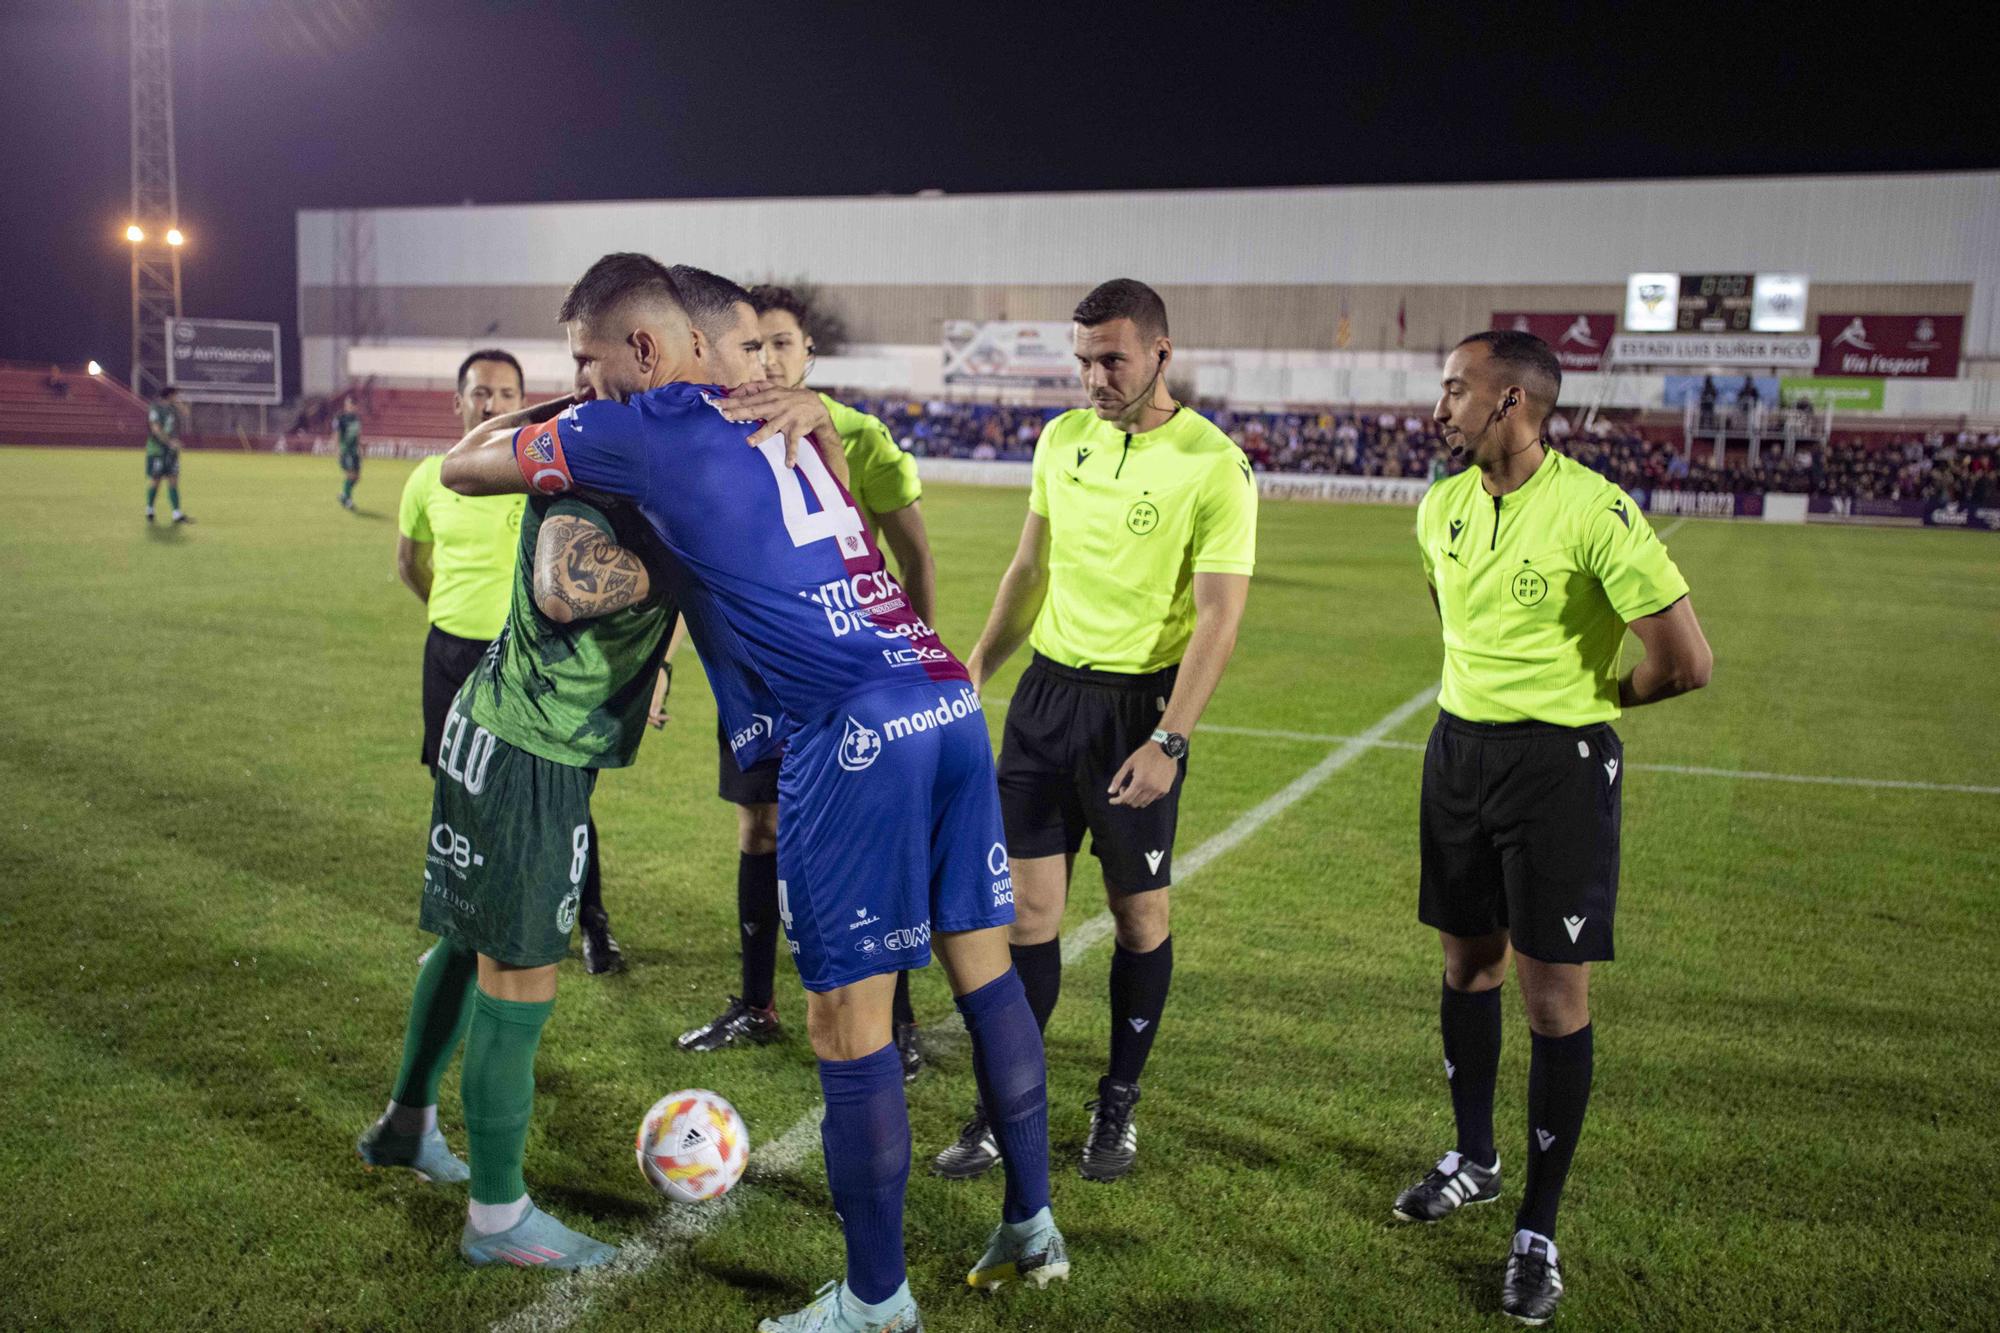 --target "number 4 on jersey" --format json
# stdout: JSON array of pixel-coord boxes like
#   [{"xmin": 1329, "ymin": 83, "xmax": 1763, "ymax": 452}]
[{"xmin": 755, "ymin": 438, "xmax": 868, "ymax": 556}]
